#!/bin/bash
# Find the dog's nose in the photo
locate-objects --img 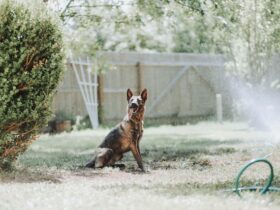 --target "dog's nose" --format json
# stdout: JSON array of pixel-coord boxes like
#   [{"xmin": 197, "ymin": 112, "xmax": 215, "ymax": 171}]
[{"xmin": 130, "ymin": 103, "xmax": 138, "ymax": 108}]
